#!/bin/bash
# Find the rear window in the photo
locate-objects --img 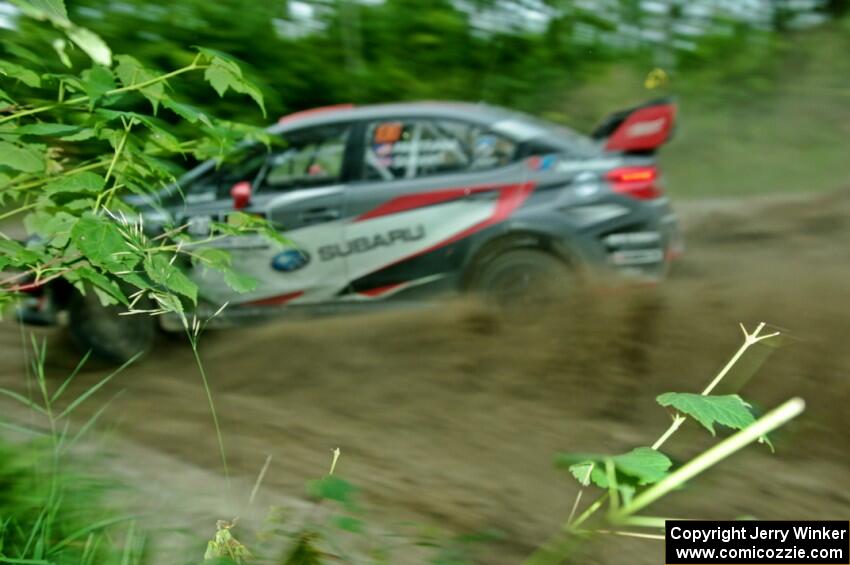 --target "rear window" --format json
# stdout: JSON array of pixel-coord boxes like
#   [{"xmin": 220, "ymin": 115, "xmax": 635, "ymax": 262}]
[{"xmin": 493, "ymin": 113, "xmax": 597, "ymax": 157}]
